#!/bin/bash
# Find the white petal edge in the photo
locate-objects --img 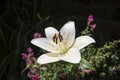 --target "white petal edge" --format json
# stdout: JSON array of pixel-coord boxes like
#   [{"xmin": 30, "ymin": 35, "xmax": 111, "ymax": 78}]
[
  {"xmin": 60, "ymin": 21, "xmax": 75, "ymax": 48},
  {"xmin": 31, "ymin": 38, "xmax": 59, "ymax": 53},
  {"xmin": 37, "ymin": 53, "xmax": 60, "ymax": 64},
  {"xmin": 60, "ymin": 47, "xmax": 81, "ymax": 64},
  {"xmin": 45, "ymin": 27, "xmax": 59, "ymax": 40},
  {"xmin": 73, "ymin": 36, "xmax": 96, "ymax": 50}
]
